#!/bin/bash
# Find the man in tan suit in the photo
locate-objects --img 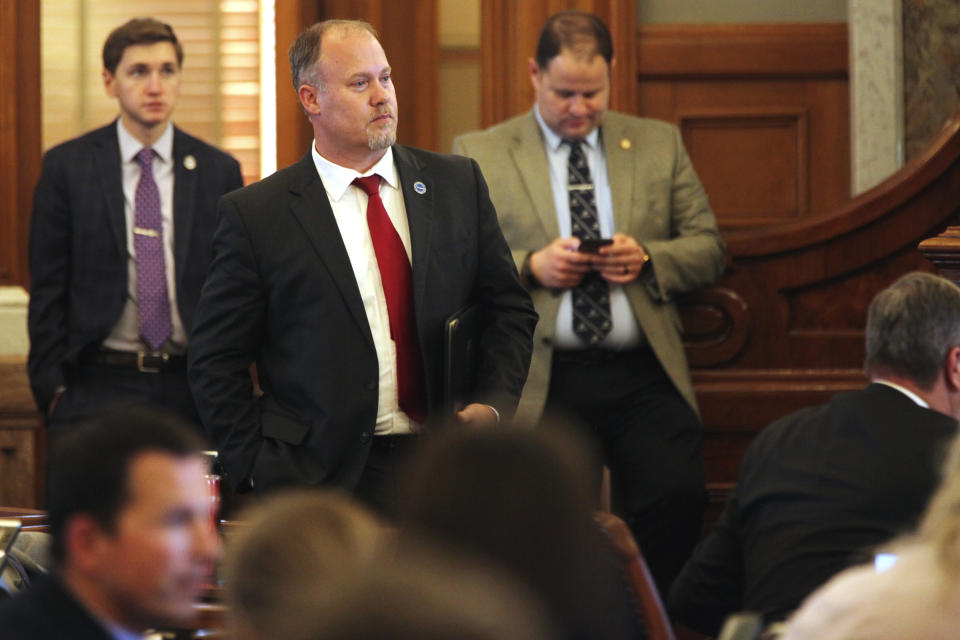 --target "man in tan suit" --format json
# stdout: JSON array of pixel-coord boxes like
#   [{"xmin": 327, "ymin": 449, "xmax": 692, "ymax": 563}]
[{"xmin": 454, "ymin": 10, "xmax": 725, "ymax": 592}]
